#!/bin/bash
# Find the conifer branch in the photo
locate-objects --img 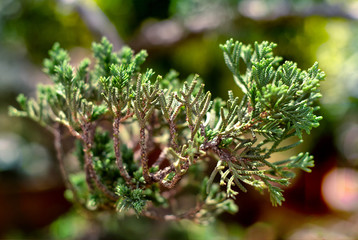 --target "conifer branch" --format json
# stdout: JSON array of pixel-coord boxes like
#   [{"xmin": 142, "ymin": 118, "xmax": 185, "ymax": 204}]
[{"xmin": 9, "ymin": 37, "xmax": 324, "ymax": 221}]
